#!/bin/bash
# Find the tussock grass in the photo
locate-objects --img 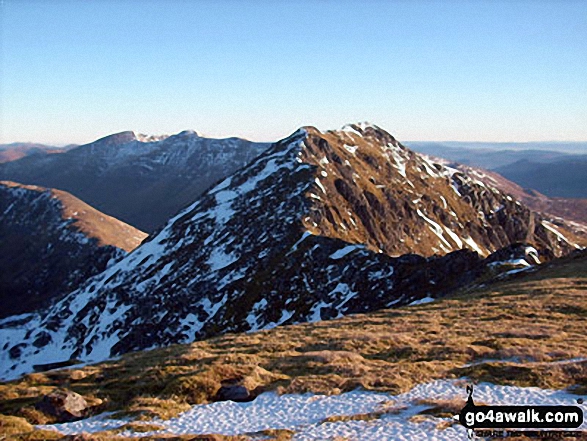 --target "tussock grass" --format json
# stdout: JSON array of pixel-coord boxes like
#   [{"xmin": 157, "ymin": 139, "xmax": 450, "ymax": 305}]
[{"xmin": 1, "ymin": 252, "xmax": 585, "ymax": 439}]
